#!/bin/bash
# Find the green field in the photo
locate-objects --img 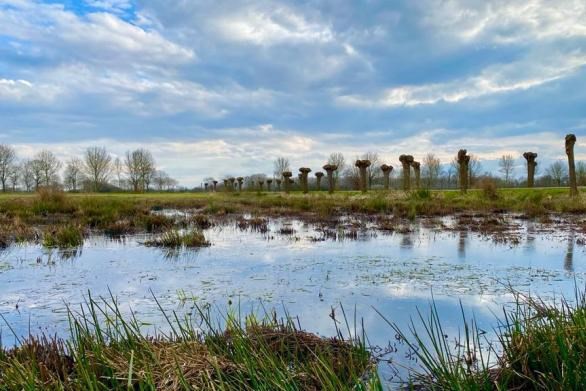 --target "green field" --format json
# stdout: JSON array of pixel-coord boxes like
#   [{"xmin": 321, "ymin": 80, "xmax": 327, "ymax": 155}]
[{"xmin": 0, "ymin": 186, "xmax": 583, "ymax": 218}]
